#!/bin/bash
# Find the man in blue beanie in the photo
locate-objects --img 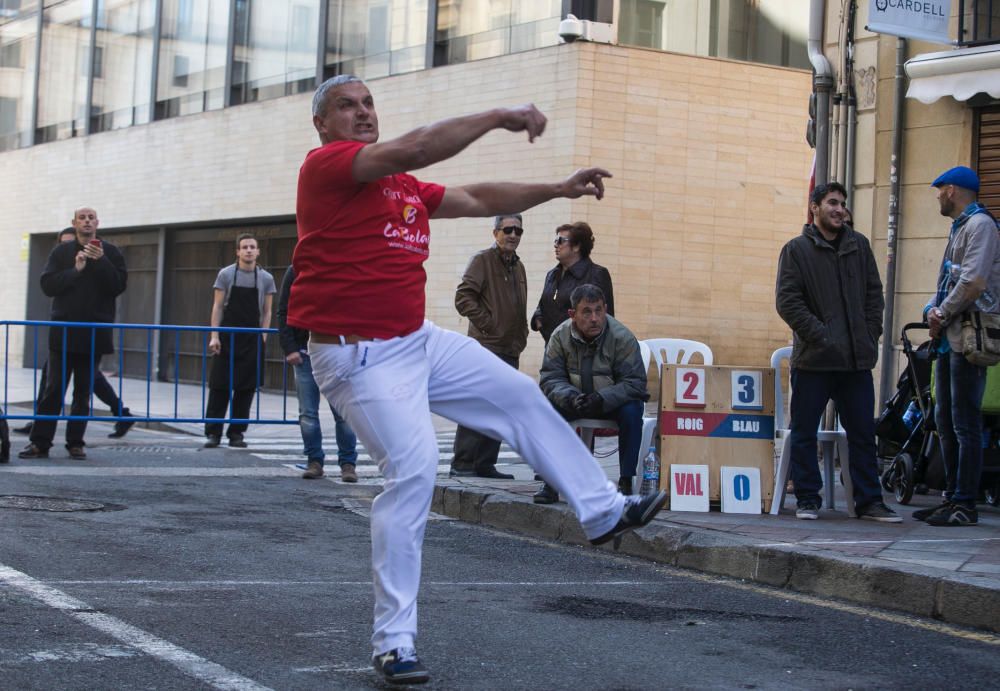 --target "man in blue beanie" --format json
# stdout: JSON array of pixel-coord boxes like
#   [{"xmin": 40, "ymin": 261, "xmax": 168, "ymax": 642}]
[{"xmin": 921, "ymin": 166, "xmax": 1000, "ymax": 526}]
